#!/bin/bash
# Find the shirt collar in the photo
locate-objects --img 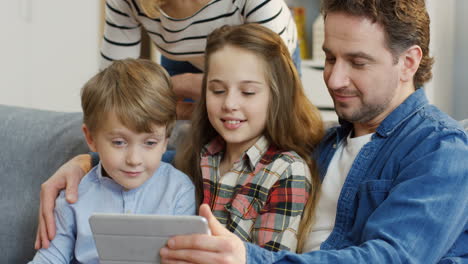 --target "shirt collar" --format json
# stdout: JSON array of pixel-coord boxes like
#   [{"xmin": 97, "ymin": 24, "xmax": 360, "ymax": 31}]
[
  {"xmin": 376, "ymin": 88, "xmax": 428, "ymax": 137},
  {"xmin": 202, "ymin": 135, "xmax": 271, "ymax": 171}
]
